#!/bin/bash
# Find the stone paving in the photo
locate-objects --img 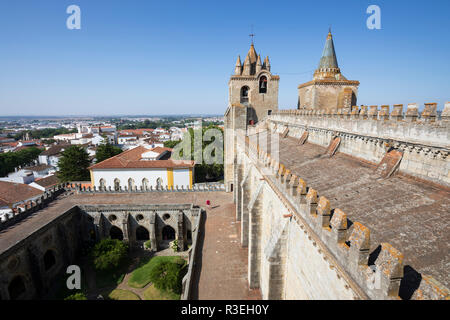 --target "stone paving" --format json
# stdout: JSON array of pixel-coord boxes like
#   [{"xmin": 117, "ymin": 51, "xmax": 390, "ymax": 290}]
[{"xmin": 191, "ymin": 201, "xmax": 261, "ymax": 300}]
